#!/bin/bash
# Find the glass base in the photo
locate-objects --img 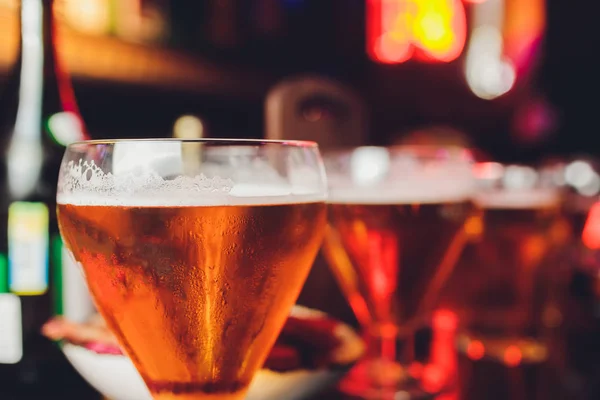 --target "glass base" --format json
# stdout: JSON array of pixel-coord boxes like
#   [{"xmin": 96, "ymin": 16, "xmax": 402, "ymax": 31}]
[
  {"xmin": 338, "ymin": 358, "xmax": 454, "ymax": 400},
  {"xmin": 152, "ymin": 391, "xmax": 246, "ymax": 400}
]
